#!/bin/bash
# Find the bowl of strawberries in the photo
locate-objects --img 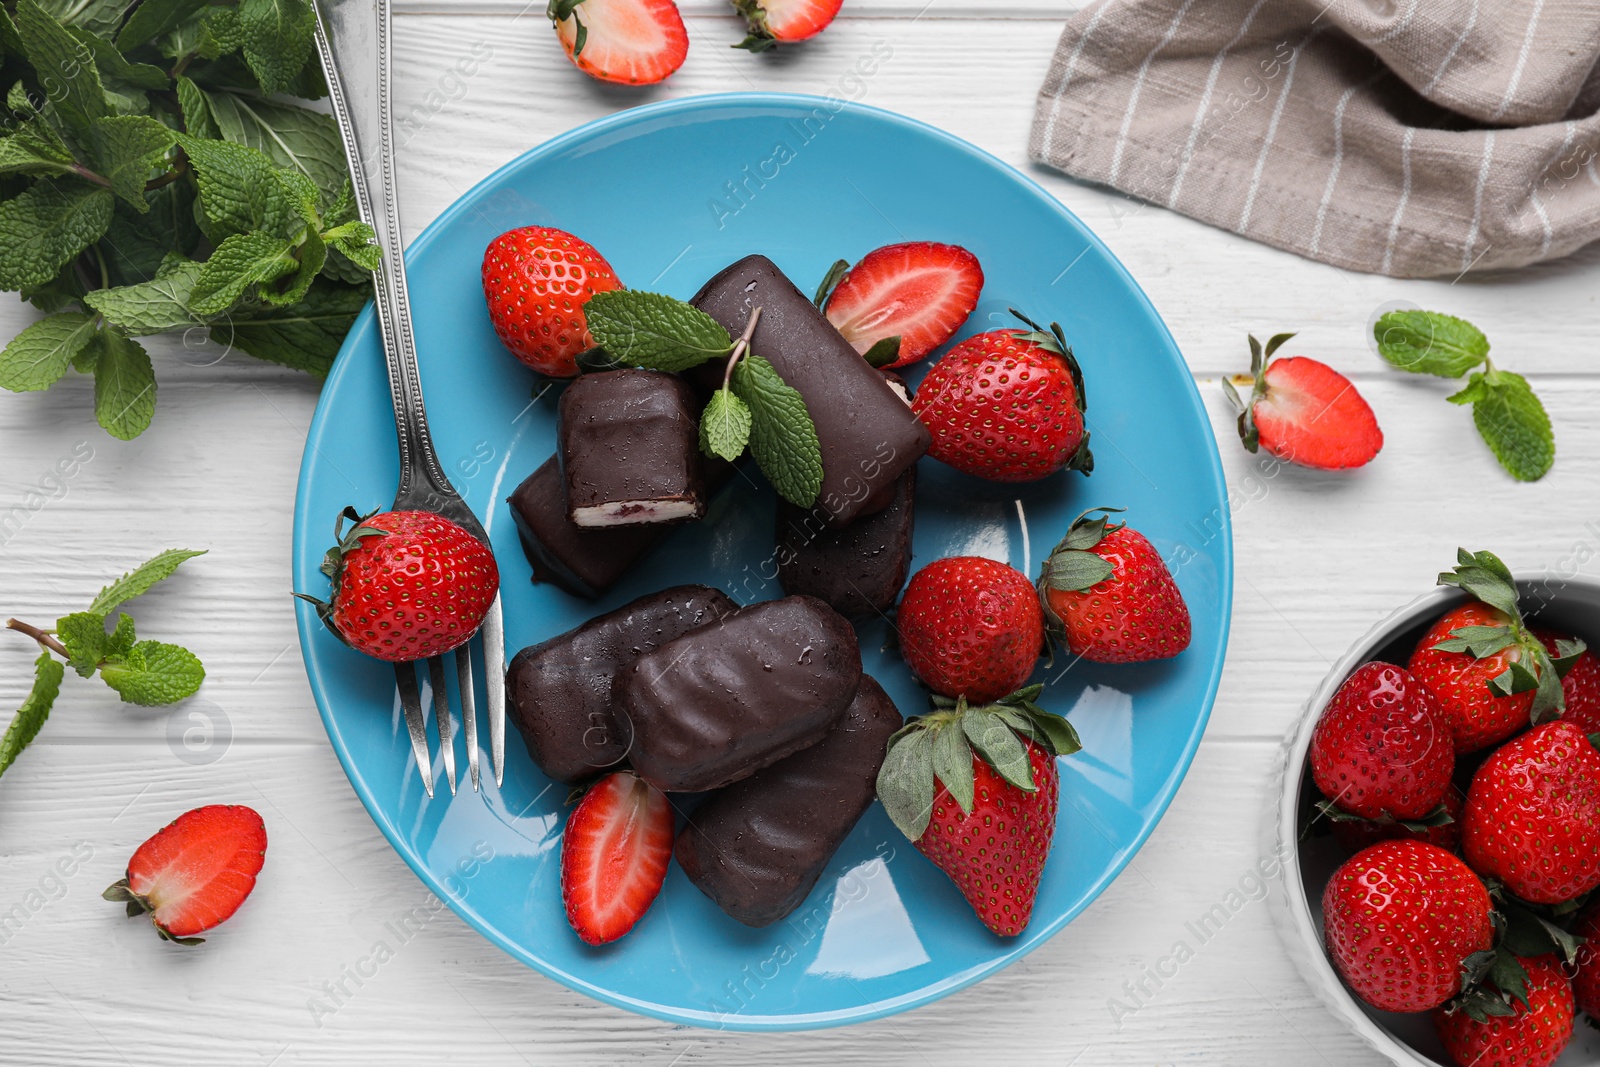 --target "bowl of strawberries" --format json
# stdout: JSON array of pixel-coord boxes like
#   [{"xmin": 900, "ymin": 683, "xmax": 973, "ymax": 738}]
[{"xmin": 1276, "ymin": 548, "xmax": 1600, "ymax": 1067}]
